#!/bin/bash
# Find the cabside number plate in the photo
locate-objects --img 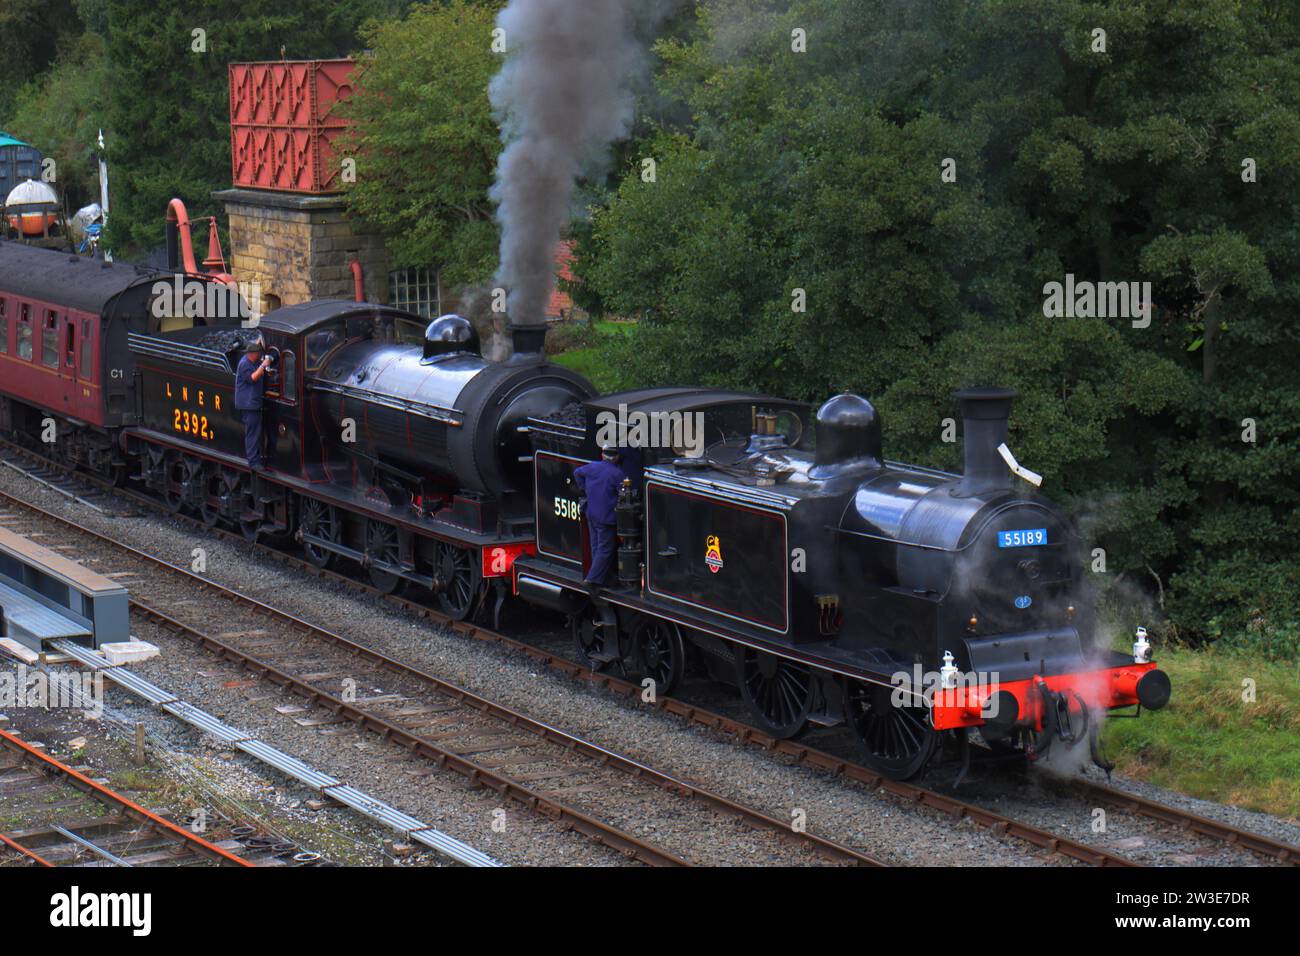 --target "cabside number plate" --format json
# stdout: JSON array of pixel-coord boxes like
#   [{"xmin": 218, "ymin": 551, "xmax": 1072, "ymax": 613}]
[{"xmin": 997, "ymin": 528, "xmax": 1047, "ymax": 548}]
